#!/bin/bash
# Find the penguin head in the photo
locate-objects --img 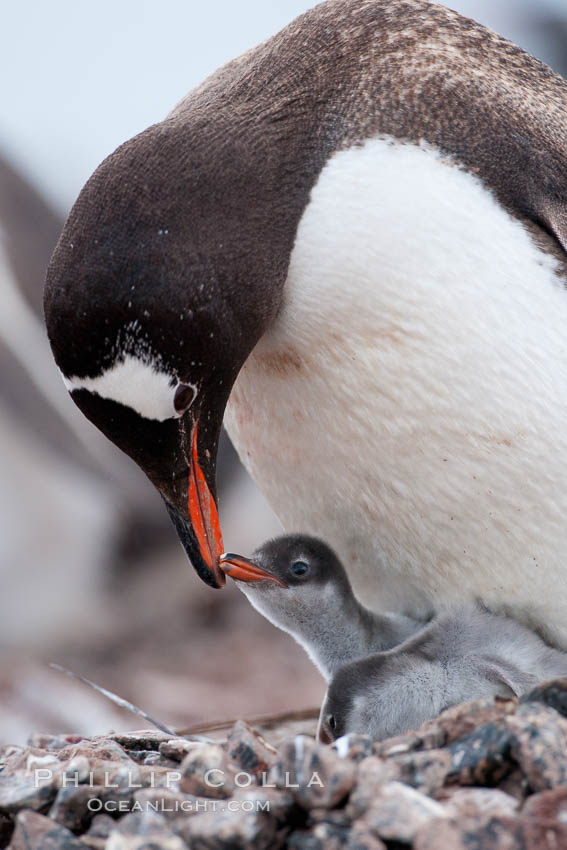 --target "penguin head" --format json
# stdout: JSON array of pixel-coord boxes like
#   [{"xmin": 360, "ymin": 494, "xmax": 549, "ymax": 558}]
[
  {"xmin": 44, "ymin": 121, "xmax": 289, "ymax": 588},
  {"xmin": 318, "ymin": 651, "xmax": 447, "ymax": 743},
  {"xmin": 317, "ymin": 608, "xmax": 546, "ymax": 743},
  {"xmin": 220, "ymin": 534, "xmax": 355, "ymax": 633}
]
